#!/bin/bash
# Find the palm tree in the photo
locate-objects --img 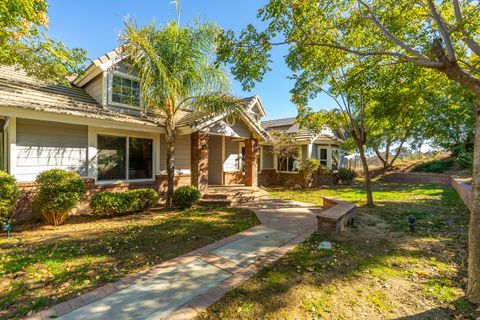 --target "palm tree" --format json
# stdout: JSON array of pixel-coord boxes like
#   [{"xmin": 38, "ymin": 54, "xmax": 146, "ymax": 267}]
[{"xmin": 120, "ymin": 20, "xmax": 240, "ymax": 208}]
